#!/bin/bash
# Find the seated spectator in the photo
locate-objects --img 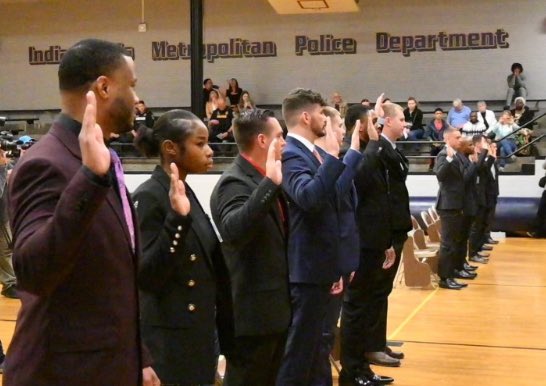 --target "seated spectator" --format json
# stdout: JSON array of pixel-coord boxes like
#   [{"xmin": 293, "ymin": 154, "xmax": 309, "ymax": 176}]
[
  {"xmin": 506, "ymin": 62, "xmax": 527, "ymax": 108},
  {"xmin": 237, "ymin": 90, "xmax": 256, "ymax": 114},
  {"xmin": 205, "ymin": 89, "xmax": 220, "ymax": 121},
  {"xmin": 331, "ymin": 92, "xmax": 348, "ymax": 118},
  {"xmin": 225, "ymin": 78, "xmax": 243, "ymax": 108},
  {"xmin": 511, "ymin": 97, "xmax": 535, "ymax": 128},
  {"xmin": 209, "ymin": 97, "xmax": 235, "ymax": 143},
  {"xmin": 135, "ymin": 100, "xmax": 155, "ymax": 128},
  {"xmin": 487, "ymin": 111, "xmax": 519, "ymax": 170},
  {"xmin": 447, "ymin": 98, "xmax": 471, "ymax": 129},
  {"xmin": 361, "ymin": 98, "xmax": 370, "ymax": 107},
  {"xmin": 203, "ymin": 78, "xmax": 219, "ymax": 111},
  {"xmin": 424, "ymin": 108, "xmax": 449, "ymax": 171},
  {"xmin": 476, "ymin": 101, "xmax": 497, "ymax": 130},
  {"xmin": 404, "ymin": 97, "xmax": 424, "ymax": 141},
  {"xmin": 461, "ymin": 112, "xmax": 487, "ymax": 138}
]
